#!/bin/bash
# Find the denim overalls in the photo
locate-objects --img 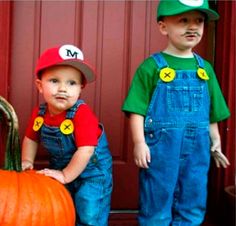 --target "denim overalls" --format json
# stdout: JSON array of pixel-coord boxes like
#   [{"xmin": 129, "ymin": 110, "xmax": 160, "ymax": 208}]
[
  {"xmin": 38, "ymin": 100, "xmax": 112, "ymax": 226},
  {"xmin": 139, "ymin": 53, "xmax": 211, "ymax": 226}
]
